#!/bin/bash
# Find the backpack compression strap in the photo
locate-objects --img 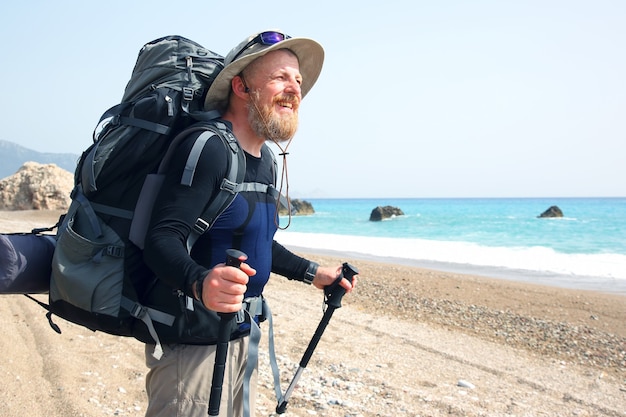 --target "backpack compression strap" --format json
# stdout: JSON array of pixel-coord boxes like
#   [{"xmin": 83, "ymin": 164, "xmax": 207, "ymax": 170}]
[
  {"xmin": 93, "ymin": 101, "xmax": 223, "ymax": 139},
  {"xmin": 183, "ymin": 123, "xmax": 245, "ymax": 252}
]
